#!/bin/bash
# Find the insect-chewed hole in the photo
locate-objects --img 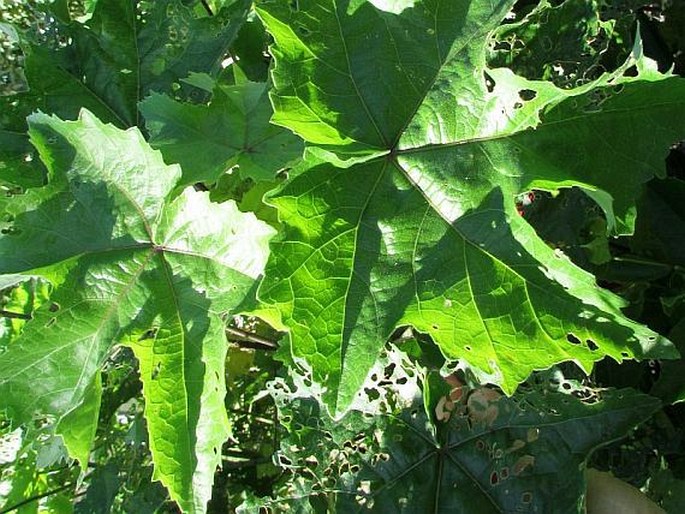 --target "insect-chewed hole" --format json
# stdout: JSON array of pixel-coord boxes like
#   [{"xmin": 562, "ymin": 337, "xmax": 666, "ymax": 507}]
[
  {"xmin": 566, "ymin": 333, "xmax": 581, "ymax": 345},
  {"xmin": 586, "ymin": 339, "xmax": 598, "ymax": 351},
  {"xmin": 364, "ymin": 387, "xmax": 380, "ymax": 401},
  {"xmin": 484, "ymin": 72, "xmax": 496, "ymax": 93},
  {"xmin": 48, "ymin": 302, "xmax": 60, "ymax": 313},
  {"xmin": 623, "ymin": 65, "xmax": 638, "ymax": 77},
  {"xmin": 140, "ymin": 328, "xmax": 158, "ymax": 341},
  {"xmin": 518, "ymin": 89, "xmax": 537, "ymax": 101}
]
